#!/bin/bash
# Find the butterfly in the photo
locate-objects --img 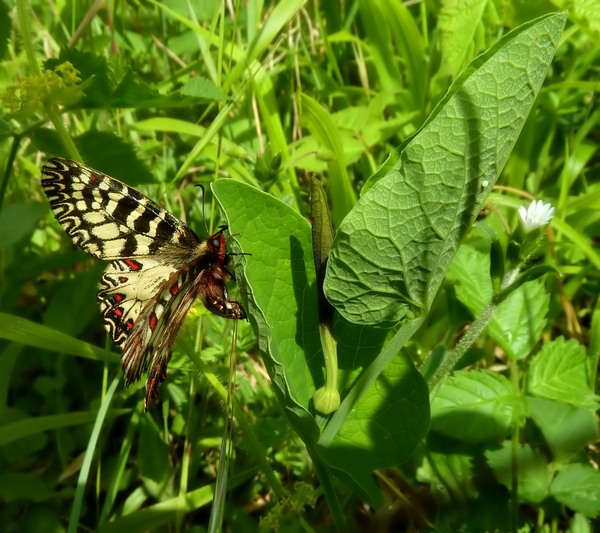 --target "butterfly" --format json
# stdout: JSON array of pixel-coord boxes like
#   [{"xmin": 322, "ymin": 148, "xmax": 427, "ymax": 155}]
[{"xmin": 42, "ymin": 157, "xmax": 245, "ymax": 409}]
